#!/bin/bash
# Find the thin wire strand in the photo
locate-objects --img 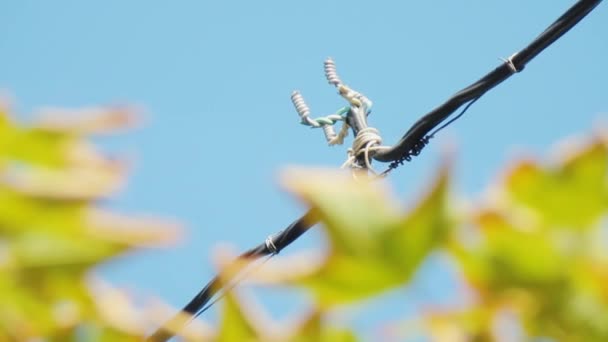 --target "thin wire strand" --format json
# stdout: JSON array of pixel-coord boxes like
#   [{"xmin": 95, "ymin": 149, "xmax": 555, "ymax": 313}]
[{"xmin": 428, "ymin": 97, "xmax": 480, "ymax": 138}]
